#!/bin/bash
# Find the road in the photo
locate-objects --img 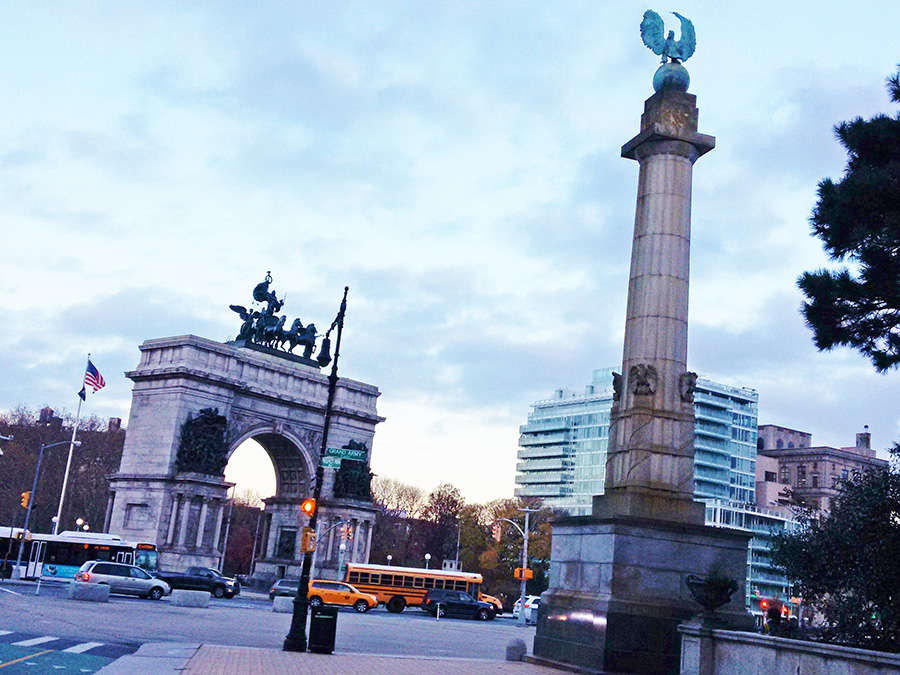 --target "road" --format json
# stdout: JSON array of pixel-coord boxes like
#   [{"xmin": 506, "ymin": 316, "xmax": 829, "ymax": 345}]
[{"xmin": 0, "ymin": 580, "xmax": 536, "ymax": 668}]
